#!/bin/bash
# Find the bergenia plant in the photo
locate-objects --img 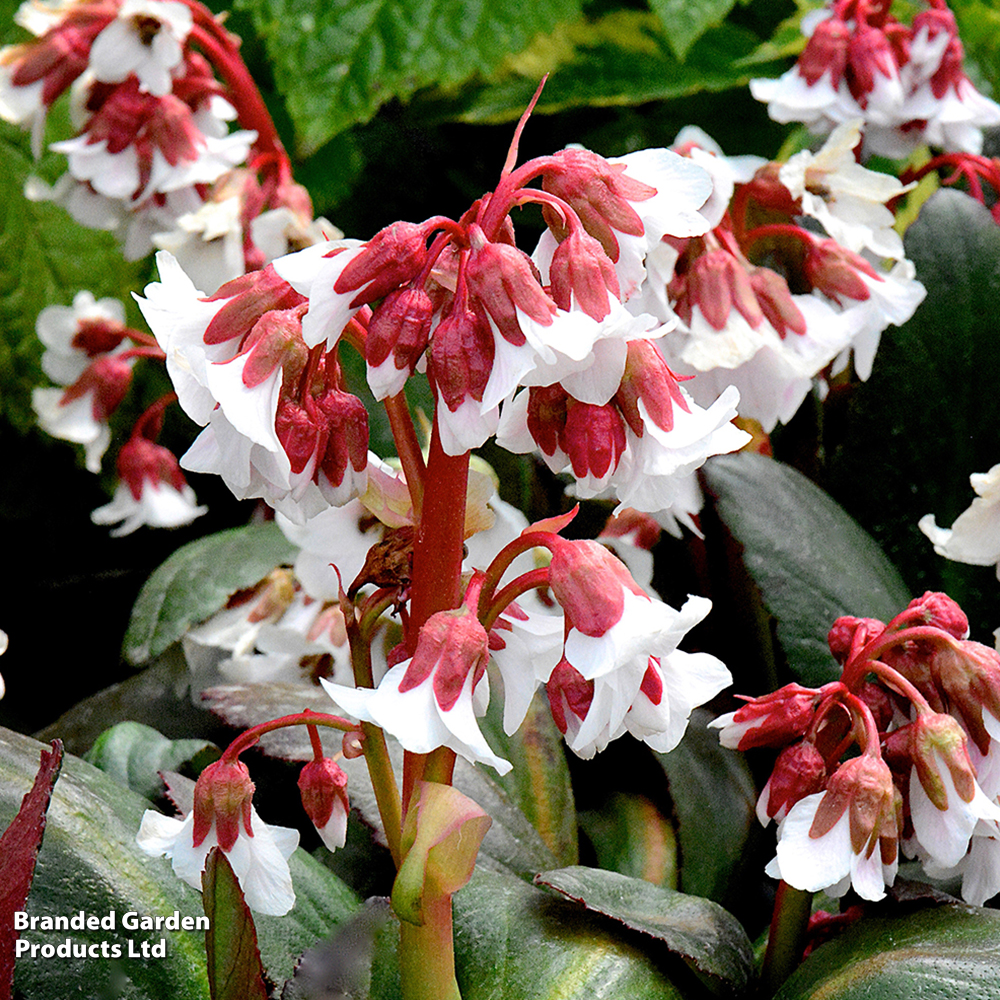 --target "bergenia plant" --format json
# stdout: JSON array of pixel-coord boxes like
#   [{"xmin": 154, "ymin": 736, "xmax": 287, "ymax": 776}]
[{"xmin": 5, "ymin": 0, "xmax": 1000, "ymax": 998}]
